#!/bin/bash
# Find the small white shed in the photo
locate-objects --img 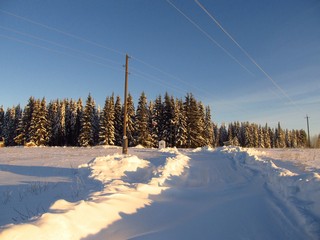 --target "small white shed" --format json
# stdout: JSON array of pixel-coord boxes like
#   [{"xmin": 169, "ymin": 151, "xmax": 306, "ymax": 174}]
[{"xmin": 158, "ymin": 140, "xmax": 166, "ymax": 149}]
